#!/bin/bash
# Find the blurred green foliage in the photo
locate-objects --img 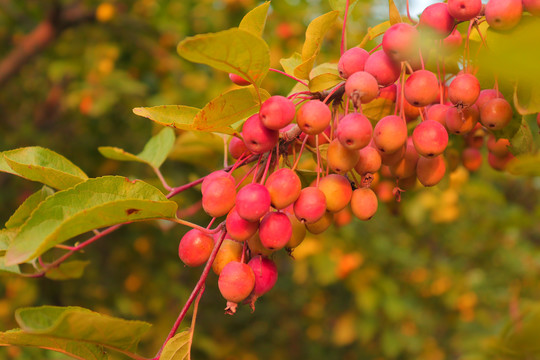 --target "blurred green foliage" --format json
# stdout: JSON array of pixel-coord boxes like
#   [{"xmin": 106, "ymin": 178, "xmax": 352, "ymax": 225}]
[{"xmin": 1, "ymin": 0, "xmax": 540, "ymax": 359}]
